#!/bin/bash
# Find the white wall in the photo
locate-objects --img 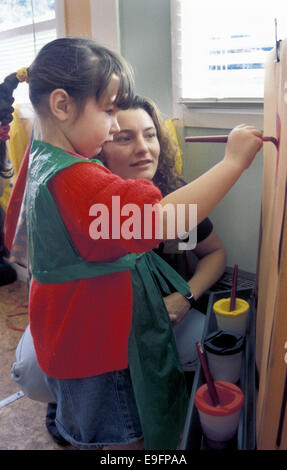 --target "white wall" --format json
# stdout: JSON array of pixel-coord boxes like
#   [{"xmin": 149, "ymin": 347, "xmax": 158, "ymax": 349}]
[{"xmin": 119, "ymin": 0, "xmax": 173, "ymax": 117}]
